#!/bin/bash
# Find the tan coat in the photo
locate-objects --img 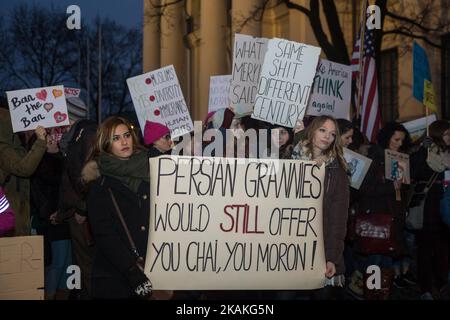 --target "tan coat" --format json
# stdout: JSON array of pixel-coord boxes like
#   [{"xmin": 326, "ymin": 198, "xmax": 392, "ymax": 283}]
[{"xmin": 0, "ymin": 108, "xmax": 46, "ymax": 235}]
